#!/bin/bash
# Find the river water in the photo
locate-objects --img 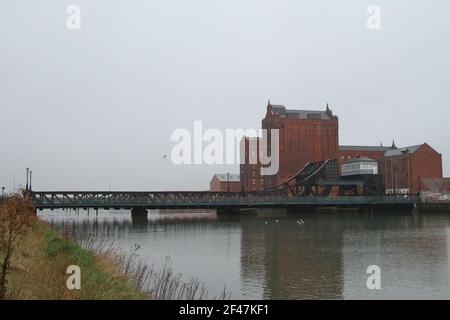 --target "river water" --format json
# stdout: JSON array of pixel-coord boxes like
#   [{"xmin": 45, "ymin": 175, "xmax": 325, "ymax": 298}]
[{"xmin": 38, "ymin": 210, "xmax": 450, "ymax": 300}]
